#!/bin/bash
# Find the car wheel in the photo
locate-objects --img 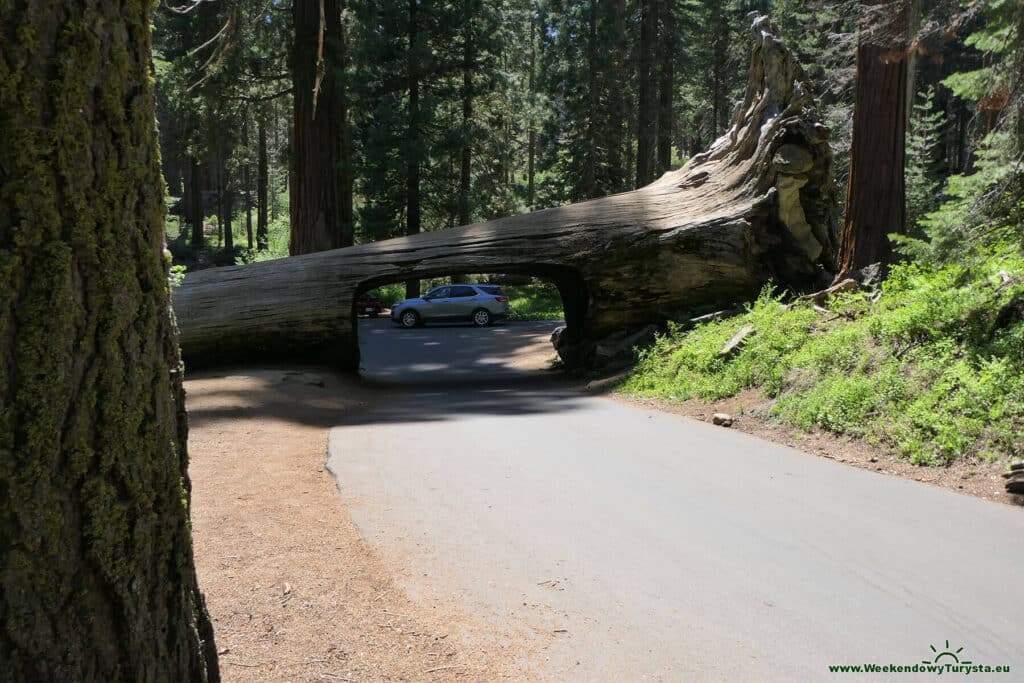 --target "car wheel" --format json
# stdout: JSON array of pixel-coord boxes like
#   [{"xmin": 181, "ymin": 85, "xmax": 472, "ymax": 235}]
[
  {"xmin": 471, "ymin": 308, "xmax": 492, "ymax": 327},
  {"xmin": 400, "ymin": 310, "xmax": 420, "ymax": 328}
]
